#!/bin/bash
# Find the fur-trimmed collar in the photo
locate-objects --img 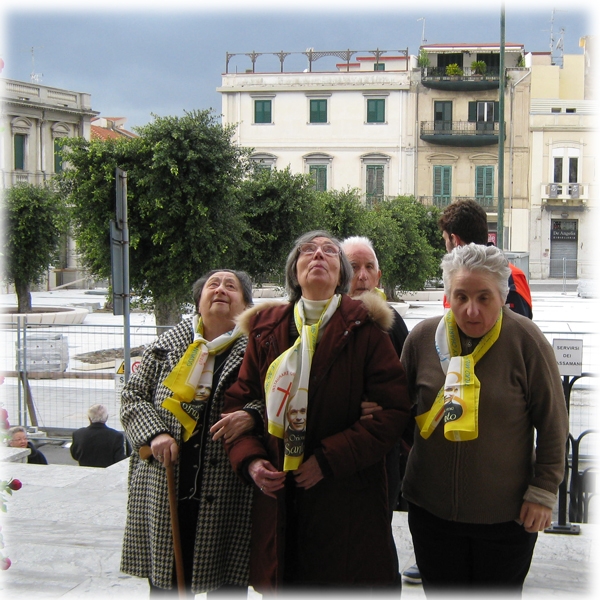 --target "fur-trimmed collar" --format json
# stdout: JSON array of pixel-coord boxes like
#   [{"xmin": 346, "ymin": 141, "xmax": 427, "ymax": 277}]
[{"xmin": 236, "ymin": 292, "xmax": 395, "ymax": 335}]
